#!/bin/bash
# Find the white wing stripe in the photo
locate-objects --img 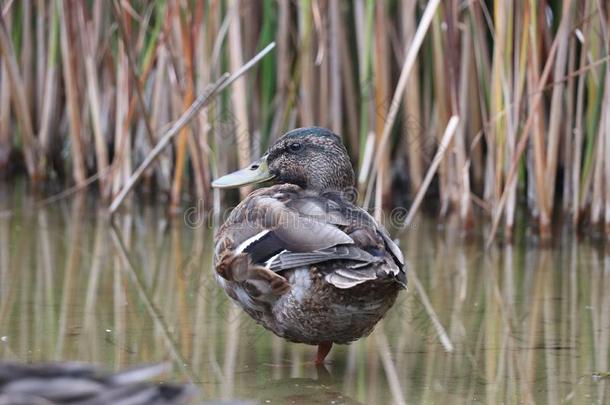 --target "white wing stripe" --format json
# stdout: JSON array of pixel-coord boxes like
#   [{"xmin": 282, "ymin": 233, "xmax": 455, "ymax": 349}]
[
  {"xmin": 235, "ymin": 230, "xmax": 270, "ymax": 254},
  {"xmin": 265, "ymin": 250, "xmax": 287, "ymax": 269}
]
